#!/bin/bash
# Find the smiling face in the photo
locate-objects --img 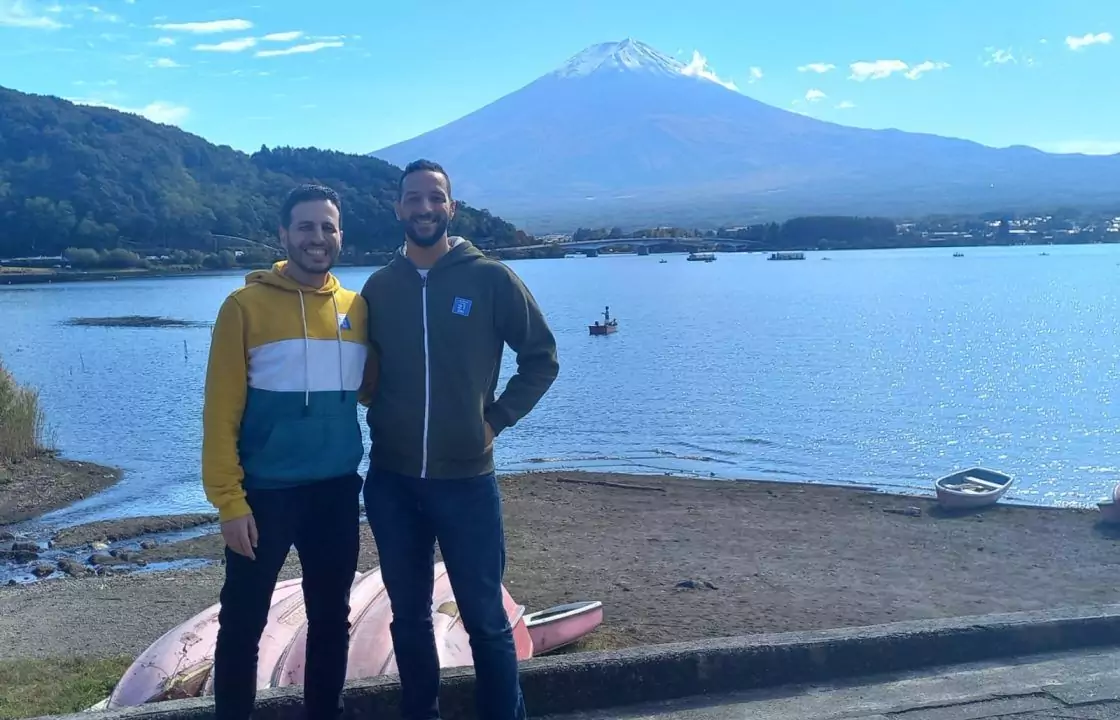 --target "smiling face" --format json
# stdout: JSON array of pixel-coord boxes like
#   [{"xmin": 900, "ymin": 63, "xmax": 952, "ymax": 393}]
[
  {"xmin": 279, "ymin": 198, "xmax": 342, "ymax": 282},
  {"xmin": 395, "ymin": 169, "xmax": 455, "ymax": 248}
]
